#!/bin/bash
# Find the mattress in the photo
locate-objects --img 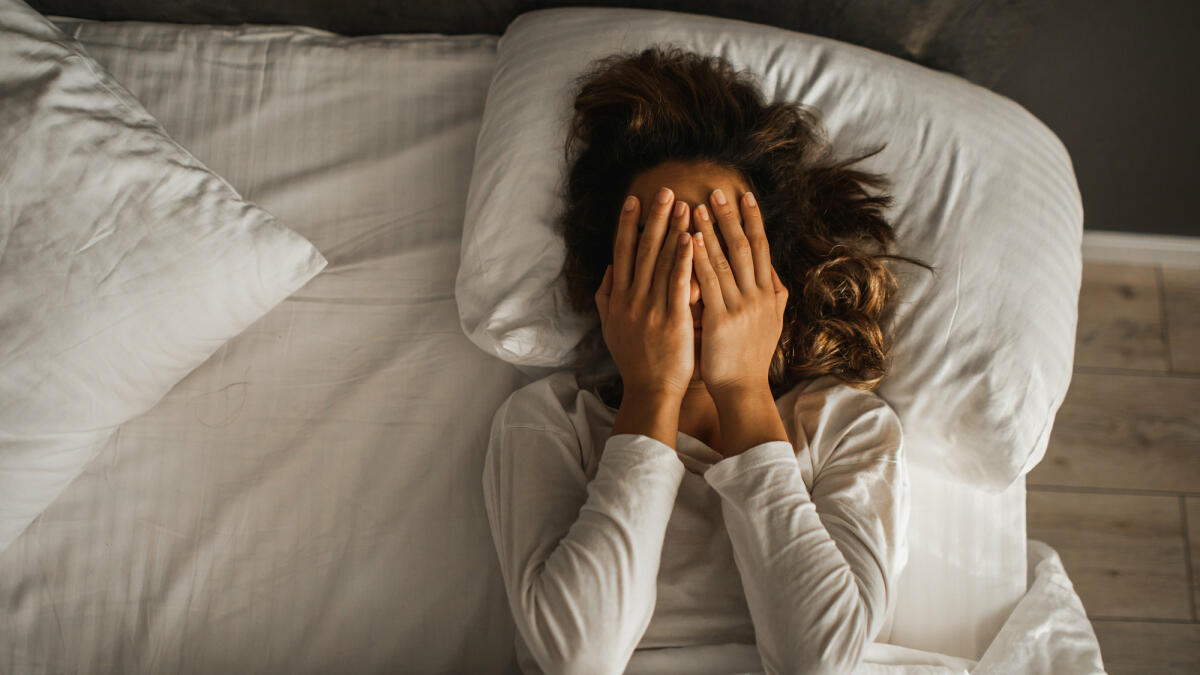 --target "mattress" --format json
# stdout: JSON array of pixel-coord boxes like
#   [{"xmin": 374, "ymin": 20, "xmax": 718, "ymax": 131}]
[{"xmin": 0, "ymin": 16, "xmax": 1026, "ymax": 673}]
